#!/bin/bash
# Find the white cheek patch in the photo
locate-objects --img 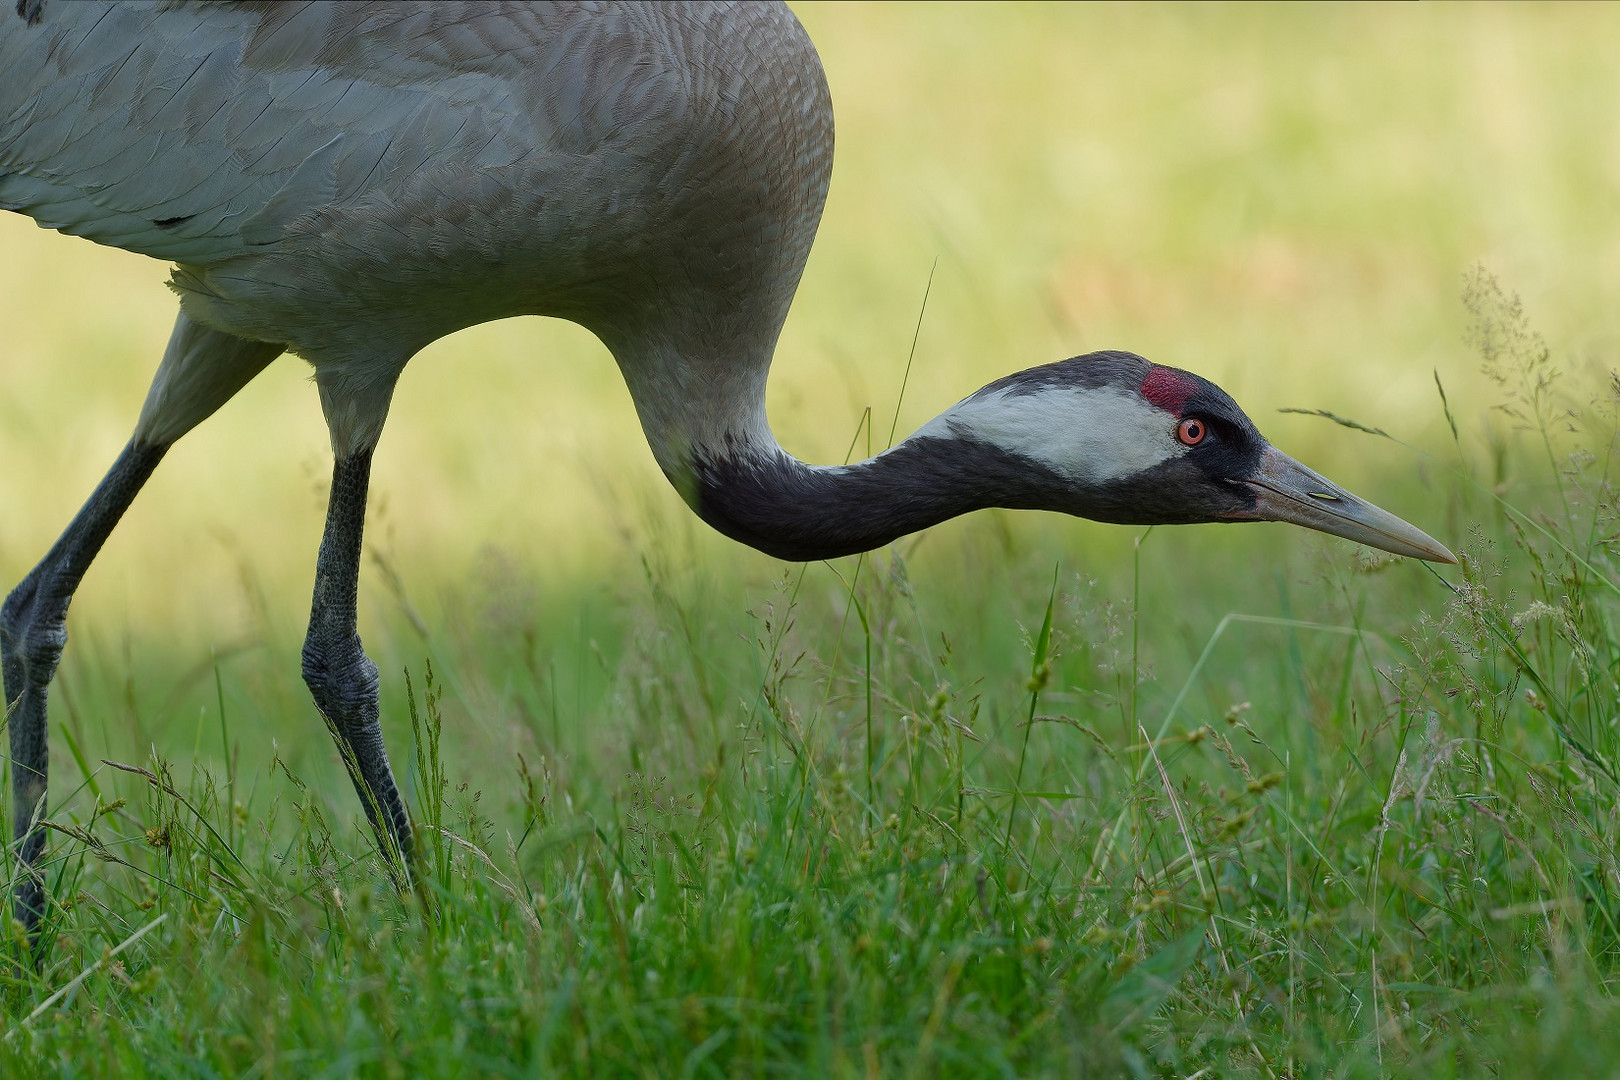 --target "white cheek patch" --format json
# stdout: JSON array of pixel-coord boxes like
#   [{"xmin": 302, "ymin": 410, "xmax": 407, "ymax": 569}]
[{"xmin": 917, "ymin": 386, "xmax": 1185, "ymax": 484}]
